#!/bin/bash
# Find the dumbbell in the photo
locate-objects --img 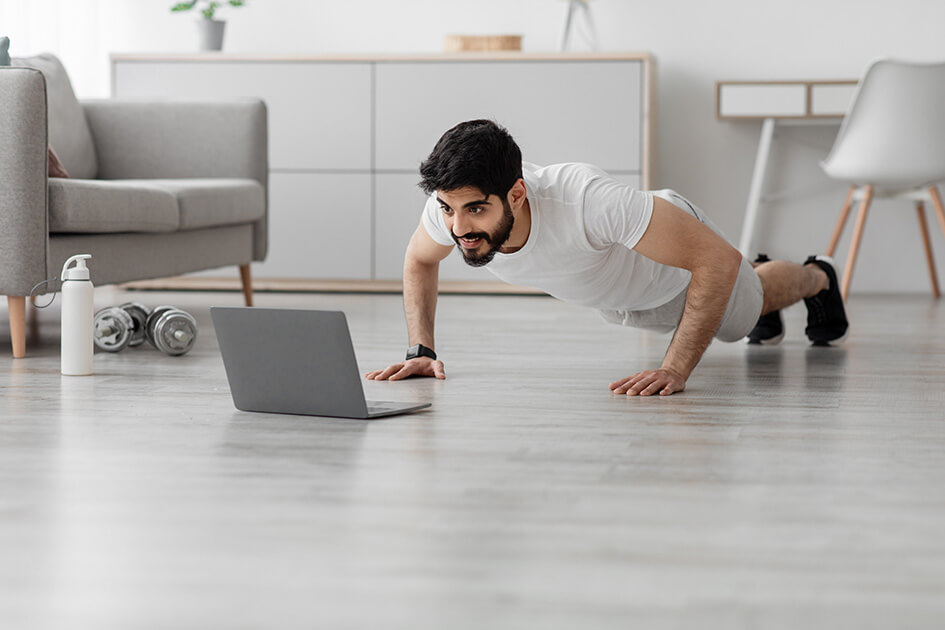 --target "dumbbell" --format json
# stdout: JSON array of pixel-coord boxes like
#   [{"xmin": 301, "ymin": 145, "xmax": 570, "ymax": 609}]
[
  {"xmin": 93, "ymin": 302, "xmax": 149, "ymax": 352},
  {"xmin": 144, "ymin": 305, "xmax": 198, "ymax": 356},
  {"xmin": 93, "ymin": 303, "xmax": 198, "ymax": 356}
]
